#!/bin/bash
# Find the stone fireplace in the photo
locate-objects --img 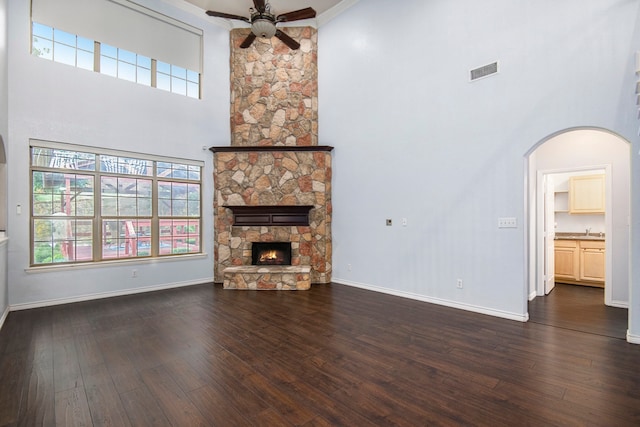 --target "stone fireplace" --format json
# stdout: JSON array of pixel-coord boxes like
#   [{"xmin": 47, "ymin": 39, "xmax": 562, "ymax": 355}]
[
  {"xmin": 211, "ymin": 26, "xmax": 330, "ymax": 290},
  {"xmin": 211, "ymin": 146, "xmax": 332, "ymax": 289}
]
